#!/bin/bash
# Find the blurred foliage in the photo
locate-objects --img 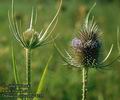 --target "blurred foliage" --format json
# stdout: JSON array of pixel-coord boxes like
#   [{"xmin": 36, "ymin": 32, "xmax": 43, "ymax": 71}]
[{"xmin": 0, "ymin": 0, "xmax": 120, "ymax": 100}]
